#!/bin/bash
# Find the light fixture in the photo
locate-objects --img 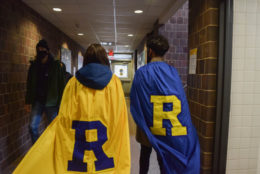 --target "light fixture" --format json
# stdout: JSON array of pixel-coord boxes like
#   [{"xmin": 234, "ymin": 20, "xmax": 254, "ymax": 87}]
[
  {"xmin": 108, "ymin": 42, "xmax": 112, "ymax": 46},
  {"xmin": 128, "ymin": 34, "xmax": 134, "ymax": 37},
  {"xmin": 125, "ymin": 45, "xmax": 129, "ymax": 47},
  {"xmin": 53, "ymin": 8, "xmax": 62, "ymax": 12},
  {"xmin": 101, "ymin": 42, "xmax": 108, "ymax": 45},
  {"xmin": 77, "ymin": 33, "xmax": 84, "ymax": 36},
  {"xmin": 134, "ymin": 10, "xmax": 143, "ymax": 14}
]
